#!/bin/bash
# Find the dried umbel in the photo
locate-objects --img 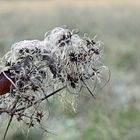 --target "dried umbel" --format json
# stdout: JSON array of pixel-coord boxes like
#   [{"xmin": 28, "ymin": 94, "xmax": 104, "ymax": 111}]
[{"xmin": 0, "ymin": 27, "xmax": 110, "ymax": 140}]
